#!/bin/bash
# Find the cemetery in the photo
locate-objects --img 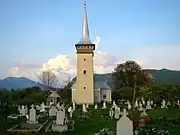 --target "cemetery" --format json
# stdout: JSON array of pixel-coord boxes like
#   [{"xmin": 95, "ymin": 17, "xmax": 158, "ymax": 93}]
[
  {"xmin": 0, "ymin": 89, "xmax": 180, "ymax": 135},
  {"xmin": 0, "ymin": 1, "xmax": 180, "ymax": 135}
]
